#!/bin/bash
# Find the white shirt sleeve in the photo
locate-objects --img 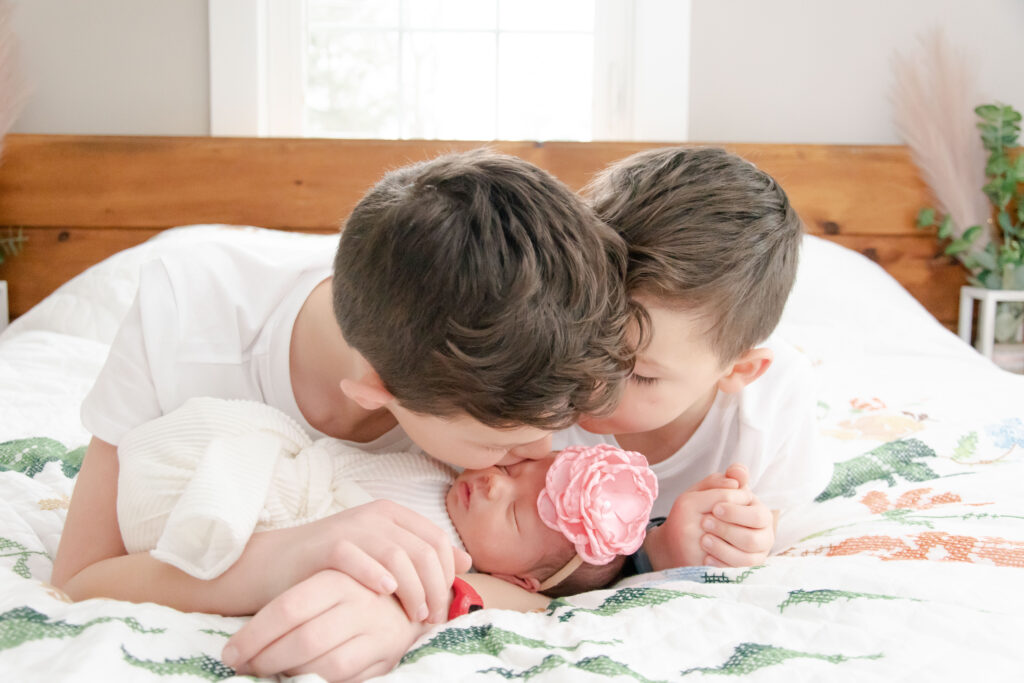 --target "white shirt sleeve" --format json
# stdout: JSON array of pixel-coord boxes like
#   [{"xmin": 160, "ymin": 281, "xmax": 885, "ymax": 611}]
[
  {"xmin": 747, "ymin": 385, "xmax": 831, "ymax": 511},
  {"xmin": 80, "ymin": 262, "xmax": 172, "ymax": 445}
]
